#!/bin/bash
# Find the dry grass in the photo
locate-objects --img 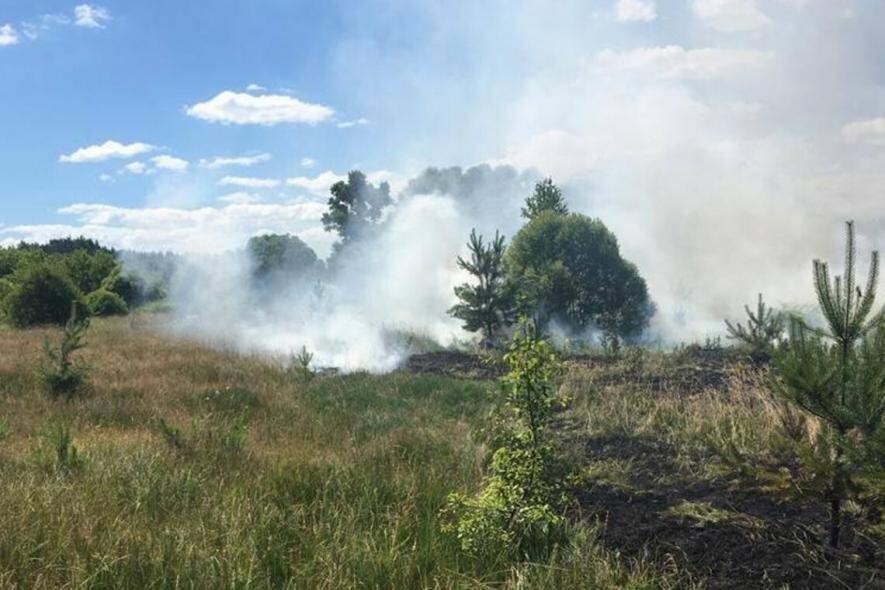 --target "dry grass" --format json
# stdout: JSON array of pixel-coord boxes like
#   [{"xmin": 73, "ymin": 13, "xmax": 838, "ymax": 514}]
[{"xmin": 0, "ymin": 317, "xmax": 665, "ymax": 589}]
